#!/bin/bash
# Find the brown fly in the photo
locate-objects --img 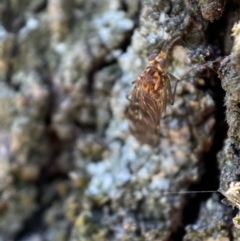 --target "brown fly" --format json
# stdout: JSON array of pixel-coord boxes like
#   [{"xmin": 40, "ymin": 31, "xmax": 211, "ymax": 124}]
[{"xmin": 127, "ymin": 37, "xmax": 181, "ymax": 146}]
